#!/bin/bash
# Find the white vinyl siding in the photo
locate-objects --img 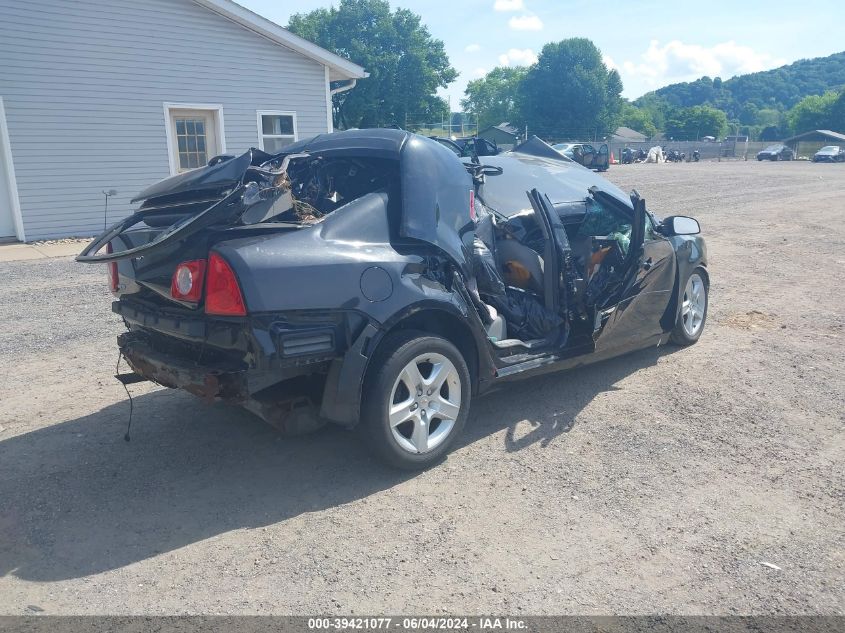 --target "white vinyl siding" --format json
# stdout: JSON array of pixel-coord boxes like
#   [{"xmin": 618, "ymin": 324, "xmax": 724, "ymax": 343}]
[{"xmin": 0, "ymin": 0, "xmax": 333, "ymax": 240}]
